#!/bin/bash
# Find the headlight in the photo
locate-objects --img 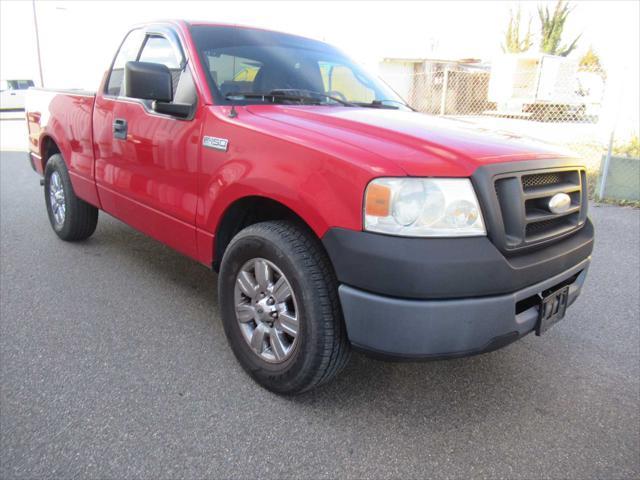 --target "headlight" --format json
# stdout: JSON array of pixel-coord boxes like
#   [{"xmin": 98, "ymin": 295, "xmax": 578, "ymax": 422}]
[{"xmin": 364, "ymin": 178, "xmax": 486, "ymax": 237}]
